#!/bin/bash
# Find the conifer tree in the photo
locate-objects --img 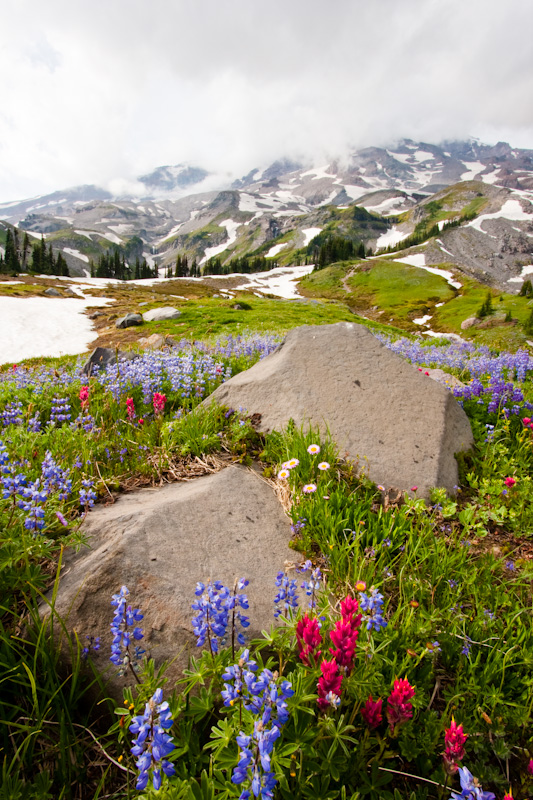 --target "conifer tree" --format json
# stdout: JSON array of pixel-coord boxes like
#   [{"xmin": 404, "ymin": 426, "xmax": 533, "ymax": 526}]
[{"xmin": 4, "ymin": 229, "xmax": 20, "ymax": 274}]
